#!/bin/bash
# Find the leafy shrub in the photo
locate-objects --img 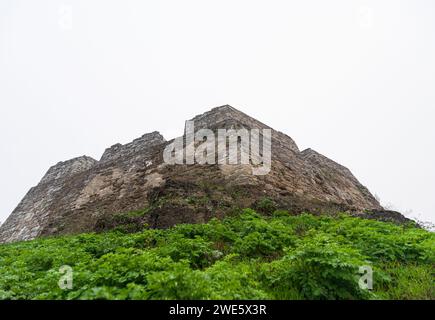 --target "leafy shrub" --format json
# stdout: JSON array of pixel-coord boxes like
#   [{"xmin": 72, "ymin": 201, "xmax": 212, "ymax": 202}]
[
  {"xmin": 320, "ymin": 217, "xmax": 434, "ymax": 263},
  {"xmin": 154, "ymin": 235, "xmax": 216, "ymax": 269},
  {"xmin": 254, "ymin": 197, "xmax": 278, "ymax": 215},
  {"xmin": 262, "ymin": 234, "xmax": 373, "ymax": 300},
  {"xmin": 272, "ymin": 209, "xmax": 290, "ymax": 217},
  {"xmin": 25, "ymin": 253, "xmax": 54, "ymax": 272},
  {"xmin": 203, "ymin": 256, "xmax": 269, "ymax": 299},
  {"xmin": 0, "ymin": 209, "xmax": 433, "ymax": 300}
]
